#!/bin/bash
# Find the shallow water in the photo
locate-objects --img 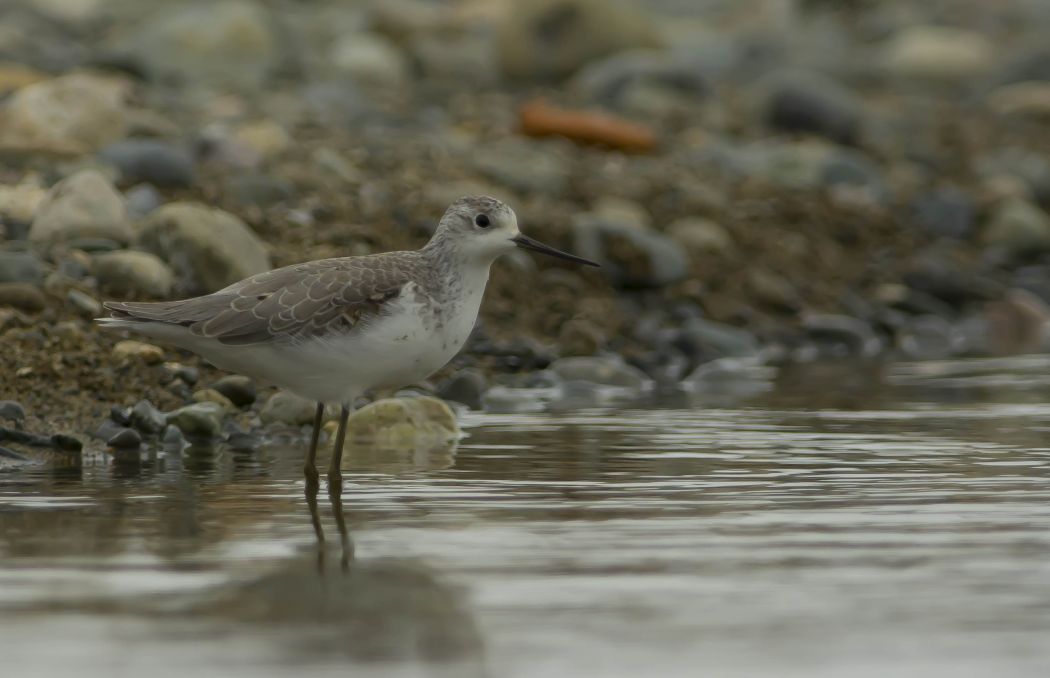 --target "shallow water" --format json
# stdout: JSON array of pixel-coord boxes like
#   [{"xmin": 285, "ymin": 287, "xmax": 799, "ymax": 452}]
[{"xmin": 4, "ymin": 358, "xmax": 1050, "ymax": 678}]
